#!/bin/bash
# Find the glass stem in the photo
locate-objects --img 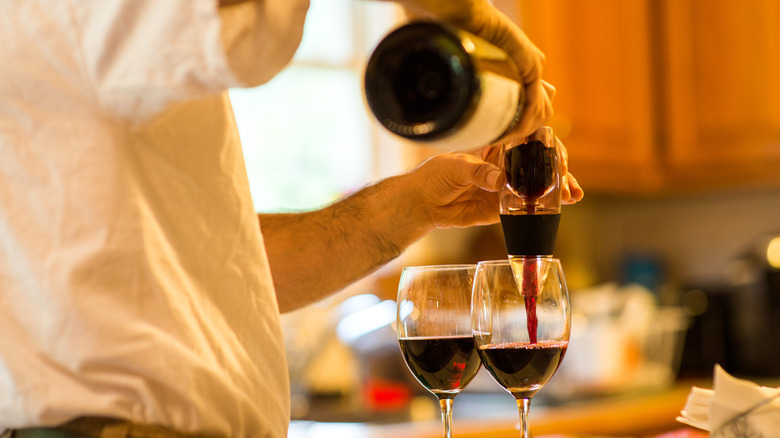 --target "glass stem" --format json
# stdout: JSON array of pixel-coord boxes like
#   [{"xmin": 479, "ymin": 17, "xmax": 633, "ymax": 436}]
[
  {"xmin": 439, "ymin": 397, "xmax": 454, "ymax": 438},
  {"xmin": 516, "ymin": 397, "xmax": 531, "ymax": 438}
]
